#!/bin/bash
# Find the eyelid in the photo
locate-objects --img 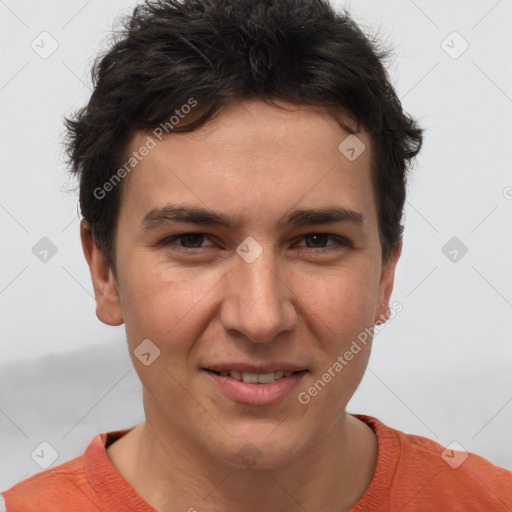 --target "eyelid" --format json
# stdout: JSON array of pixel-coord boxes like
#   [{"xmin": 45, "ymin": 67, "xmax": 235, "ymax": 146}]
[
  {"xmin": 158, "ymin": 233, "xmax": 215, "ymax": 251},
  {"xmin": 159, "ymin": 232, "xmax": 351, "ymax": 252},
  {"xmin": 293, "ymin": 233, "xmax": 351, "ymax": 249}
]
